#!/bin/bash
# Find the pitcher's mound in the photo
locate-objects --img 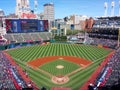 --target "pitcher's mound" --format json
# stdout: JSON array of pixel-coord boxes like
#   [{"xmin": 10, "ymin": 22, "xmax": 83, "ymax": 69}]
[{"xmin": 56, "ymin": 65, "xmax": 64, "ymax": 69}]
